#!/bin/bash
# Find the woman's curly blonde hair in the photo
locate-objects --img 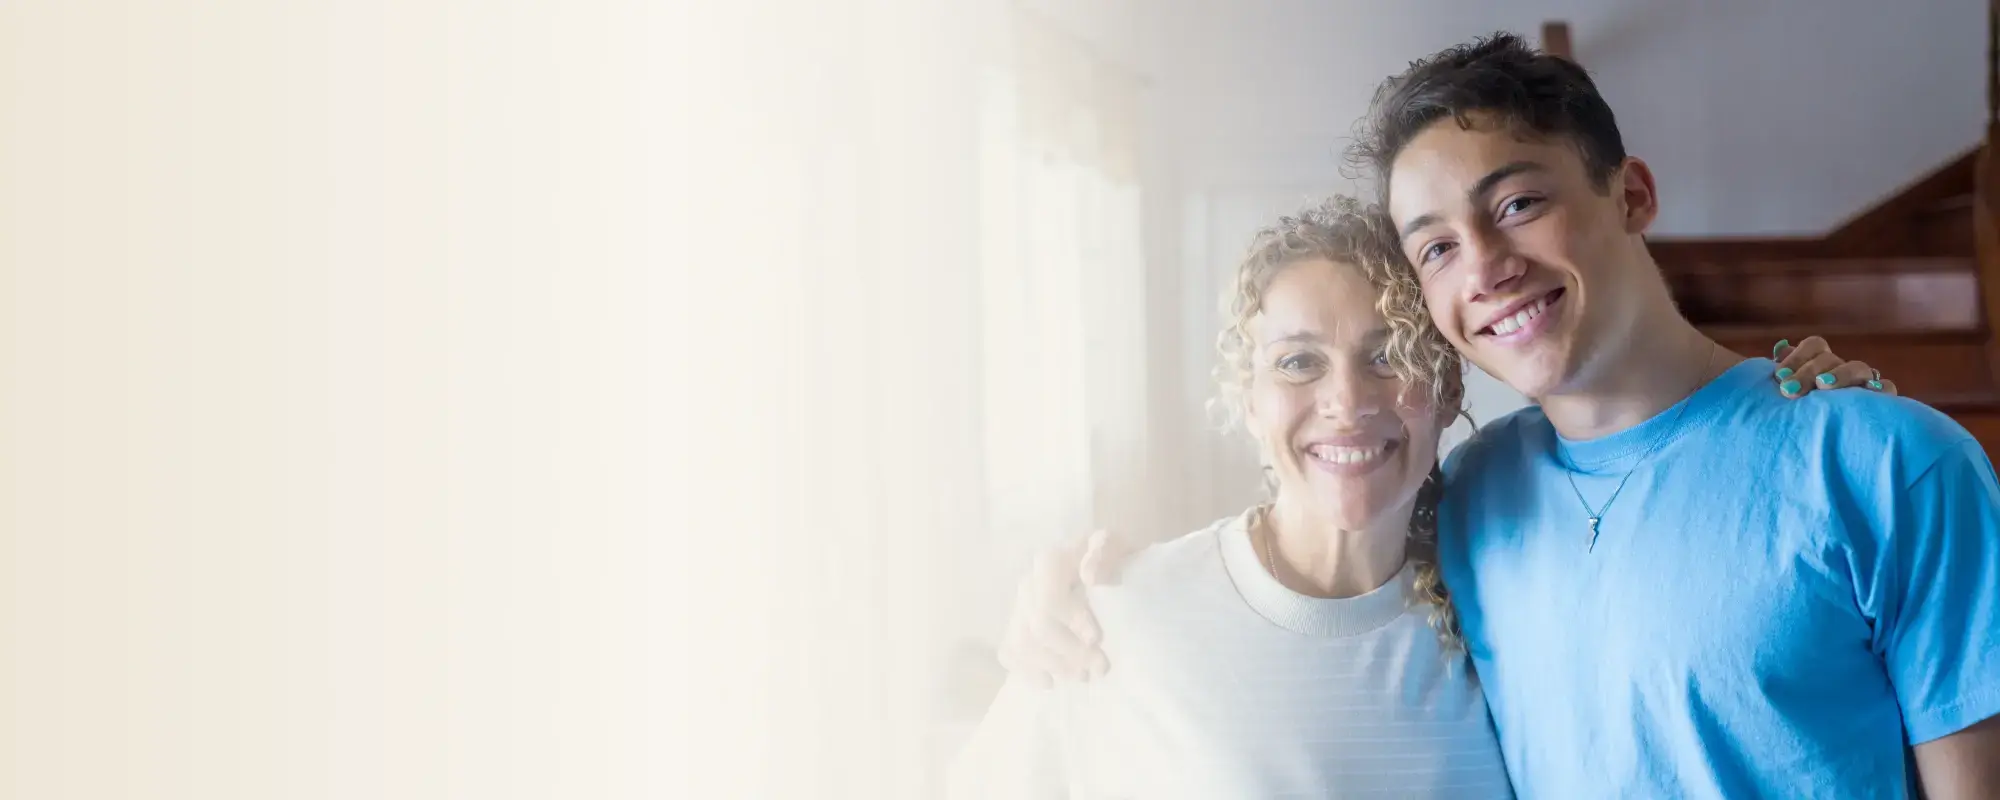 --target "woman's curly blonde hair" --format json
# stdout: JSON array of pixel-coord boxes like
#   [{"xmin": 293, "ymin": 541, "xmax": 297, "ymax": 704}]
[{"xmin": 1210, "ymin": 195, "xmax": 1467, "ymax": 648}]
